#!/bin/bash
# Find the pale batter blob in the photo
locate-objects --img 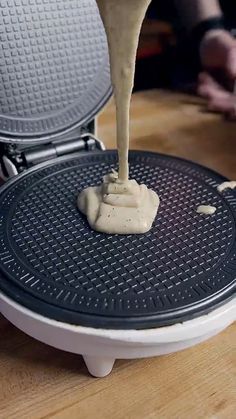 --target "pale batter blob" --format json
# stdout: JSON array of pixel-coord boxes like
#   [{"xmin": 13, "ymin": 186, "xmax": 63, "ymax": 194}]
[
  {"xmin": 196, "ymin": 205, "xmax": 216, "ymax": 215},
  {"xmin": 217, "ymin": 181, "xmax": 236, "ymax": 193},
  {"xmin": 78, "ymin": 0, "xmax": 159, "ymax": 234},
  {"xmin": 78, "ymin": 172, "xmax": 160, "ymax": 234}
]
